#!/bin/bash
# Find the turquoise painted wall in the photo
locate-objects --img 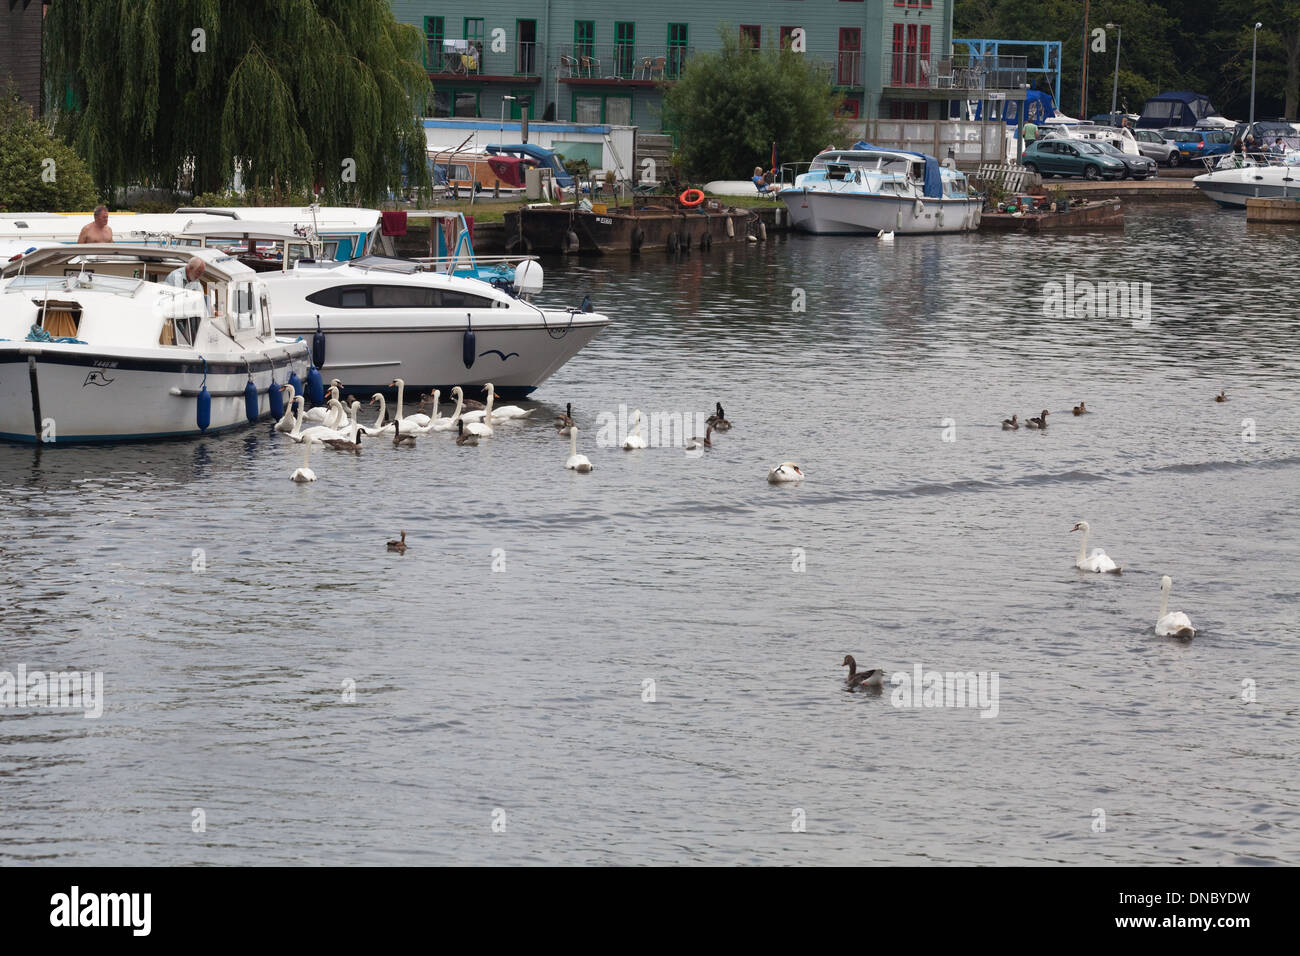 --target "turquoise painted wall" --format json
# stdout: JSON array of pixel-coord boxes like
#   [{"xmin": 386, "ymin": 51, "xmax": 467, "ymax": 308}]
[{"xmin": 390, "ymin": 1, "xmax": 954, "ymax": 126}]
